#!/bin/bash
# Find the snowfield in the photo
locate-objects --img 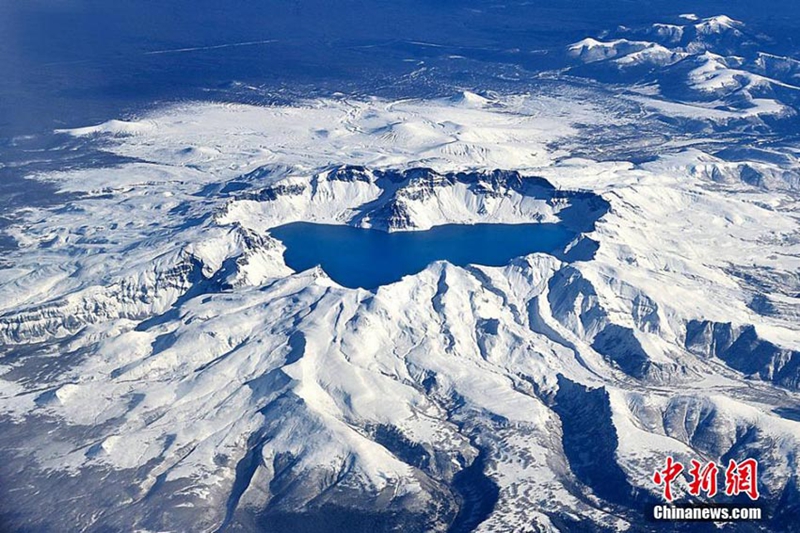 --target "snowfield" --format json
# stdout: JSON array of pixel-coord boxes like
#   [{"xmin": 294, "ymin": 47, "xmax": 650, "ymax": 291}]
[{"xmin": 1, "ymin": 14, "xmax": 800, "ymax": 533}]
